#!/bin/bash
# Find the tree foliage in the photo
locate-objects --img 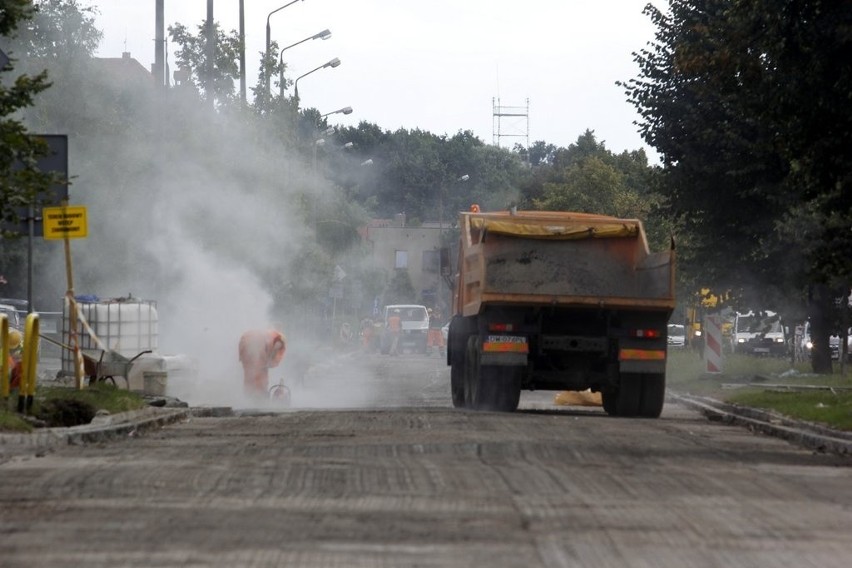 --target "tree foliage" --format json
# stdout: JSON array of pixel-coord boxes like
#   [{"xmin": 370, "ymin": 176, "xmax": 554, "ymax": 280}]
[
  {"xmin": 517, "ymin": 130, "xmax": 667, "ymax": 248},
  {"xmin": 621, "ymin": 0, "xmax": 852, "ymax": 371},
  {"xmin": 11, "ymin": 0, "xmax": 101, "ymax": 59},
  {"xmin": 168, "ymin": 20, "xmax": 242, "ymax": 107}
]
